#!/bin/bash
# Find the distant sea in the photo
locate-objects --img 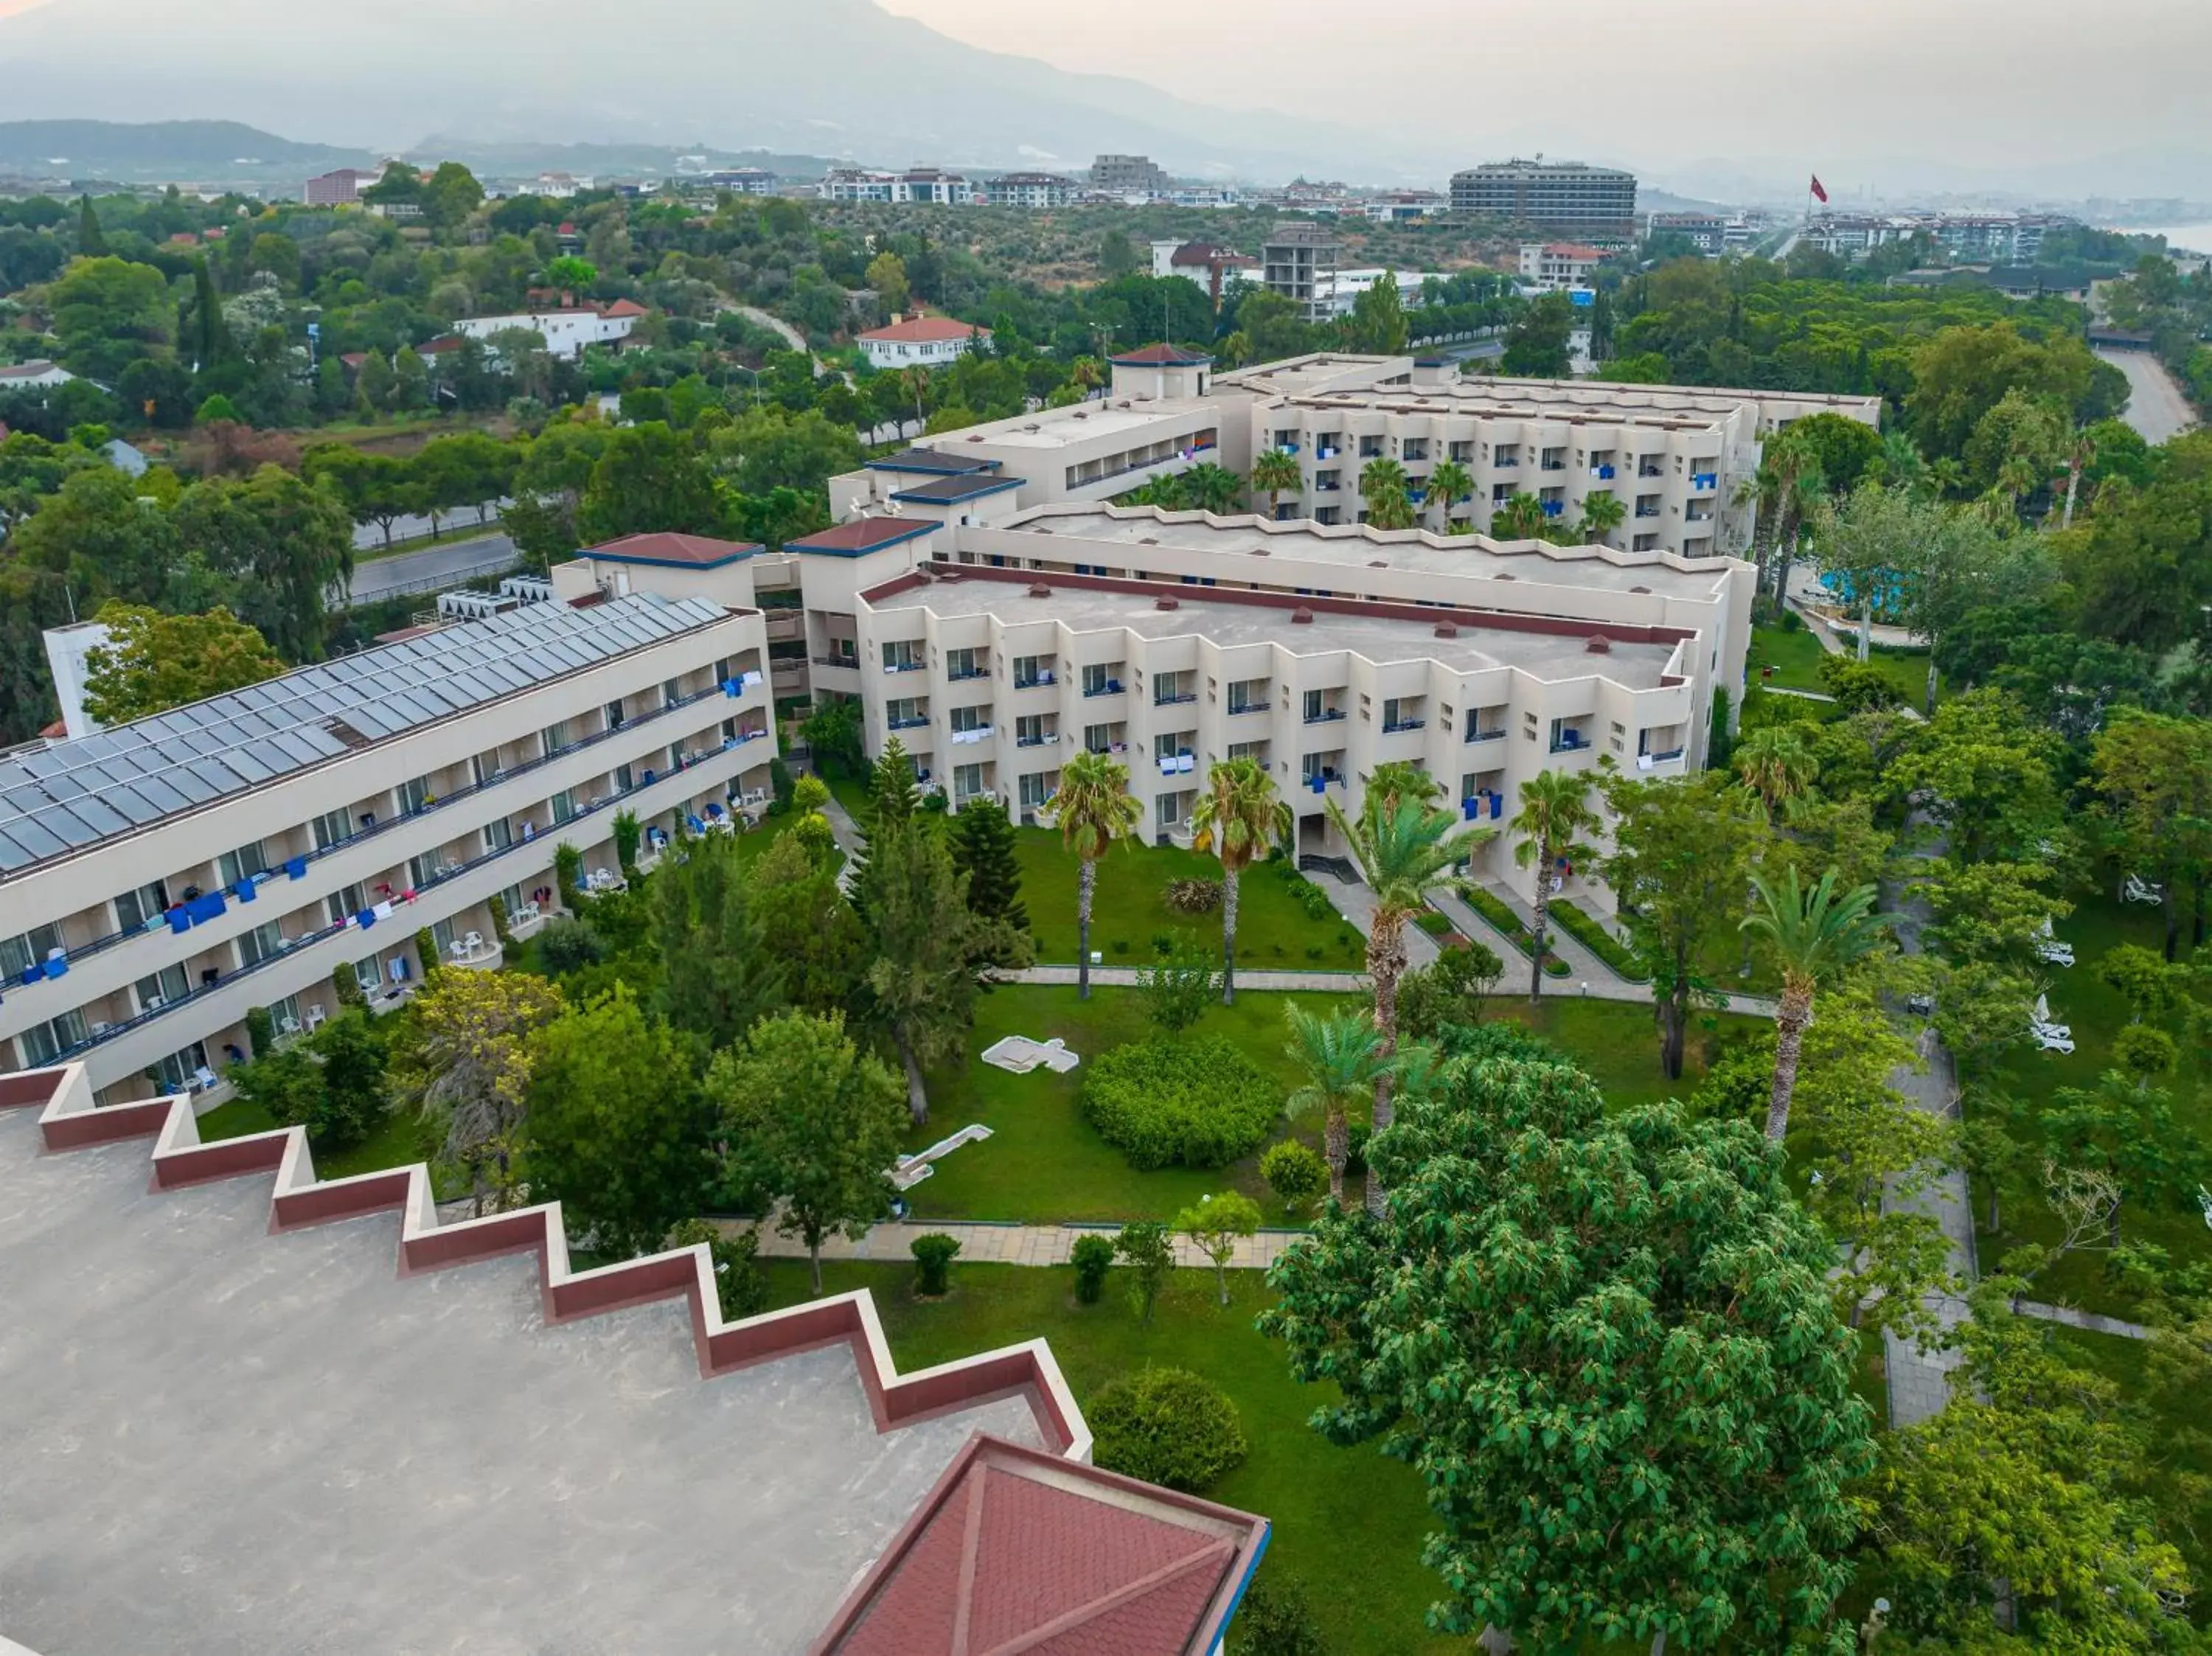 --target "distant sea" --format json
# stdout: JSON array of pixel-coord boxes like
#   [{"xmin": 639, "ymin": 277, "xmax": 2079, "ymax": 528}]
[{"xmin": 2143, "ymin": 223, "xmax": 2212, "ymax": 254}]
